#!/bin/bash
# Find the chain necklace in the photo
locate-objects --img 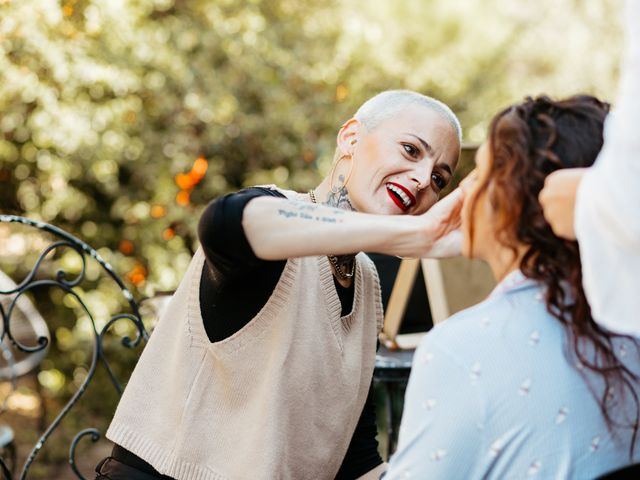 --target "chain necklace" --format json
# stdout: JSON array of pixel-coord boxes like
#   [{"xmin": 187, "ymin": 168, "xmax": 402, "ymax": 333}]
[{"xmin": 308, "ymin": 189, "xmax": 356, "ymax": 280}]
